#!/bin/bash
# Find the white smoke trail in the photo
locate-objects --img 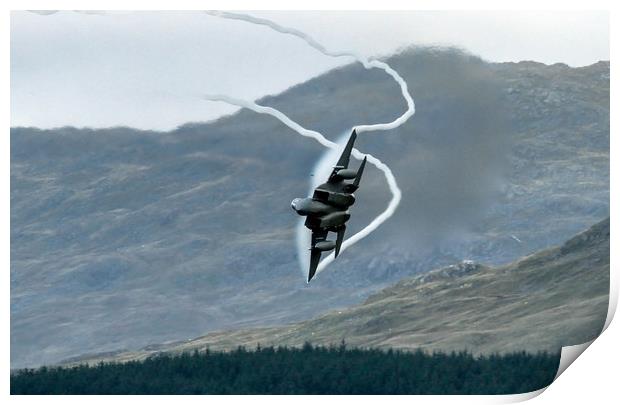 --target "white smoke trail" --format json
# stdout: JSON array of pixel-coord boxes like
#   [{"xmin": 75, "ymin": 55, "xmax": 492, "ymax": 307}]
[
  {"xmin": 203, "ymin": 95, "xmax": 337, "ymax": 149},
  {"xmin": 204, "ymin": 11, "xmax": 415, "ymax": 134},
  {"xmin": 204, "ymin": 11, "xmax": 415, "ymax": 278}
]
